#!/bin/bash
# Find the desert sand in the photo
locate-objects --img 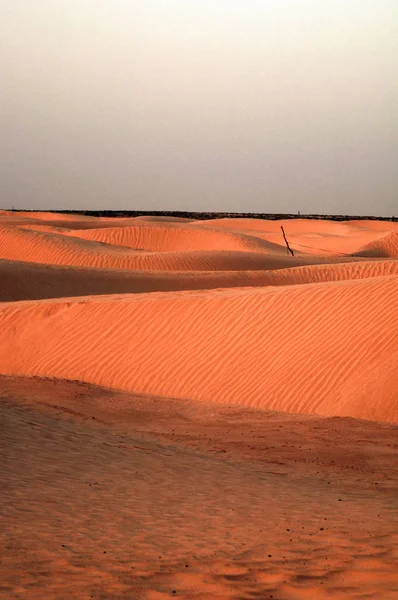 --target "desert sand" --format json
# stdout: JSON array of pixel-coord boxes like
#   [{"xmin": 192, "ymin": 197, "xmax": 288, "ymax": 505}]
[{"xmin": 0, "ymin": 212, "xmax": 397, "ymax": 599}]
